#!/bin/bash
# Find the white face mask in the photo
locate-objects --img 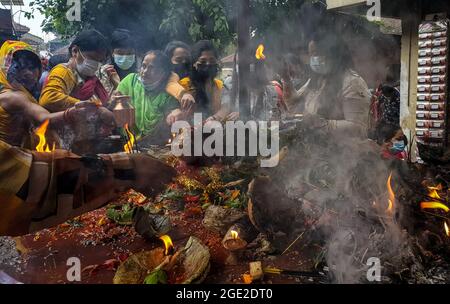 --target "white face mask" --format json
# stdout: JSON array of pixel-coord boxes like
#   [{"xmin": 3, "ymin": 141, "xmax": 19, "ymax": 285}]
[
  {"xmin": 310, "ymin": 56, "xmax": 331, "ymax": 75},
  {"xmin": 77, "ymin": 51, "xmax": 101, "ymax": 77}
]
